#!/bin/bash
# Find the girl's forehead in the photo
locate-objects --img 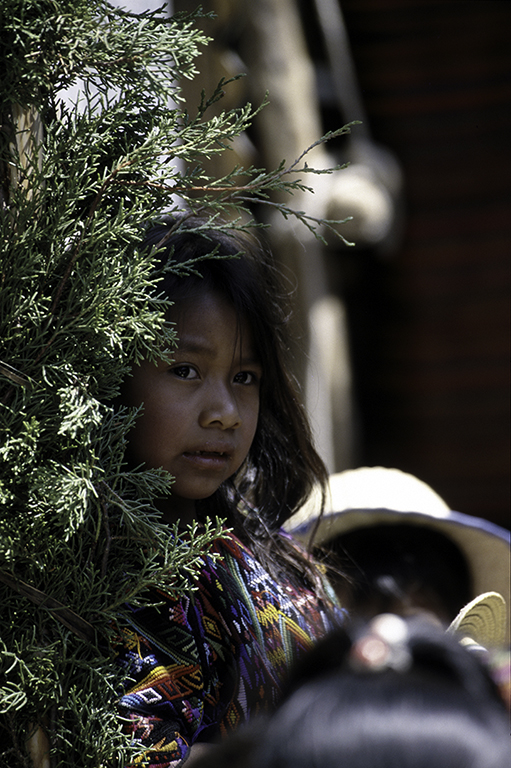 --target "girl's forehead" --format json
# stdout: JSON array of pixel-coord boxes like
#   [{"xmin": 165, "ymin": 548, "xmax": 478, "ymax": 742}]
[
  {"xmin": 169, "ymin": 289, "xmax": 237, "ymax": 324},
  {"xmin": 169, "ymin": 290, "xmax": 257, "ymax": 354}
]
